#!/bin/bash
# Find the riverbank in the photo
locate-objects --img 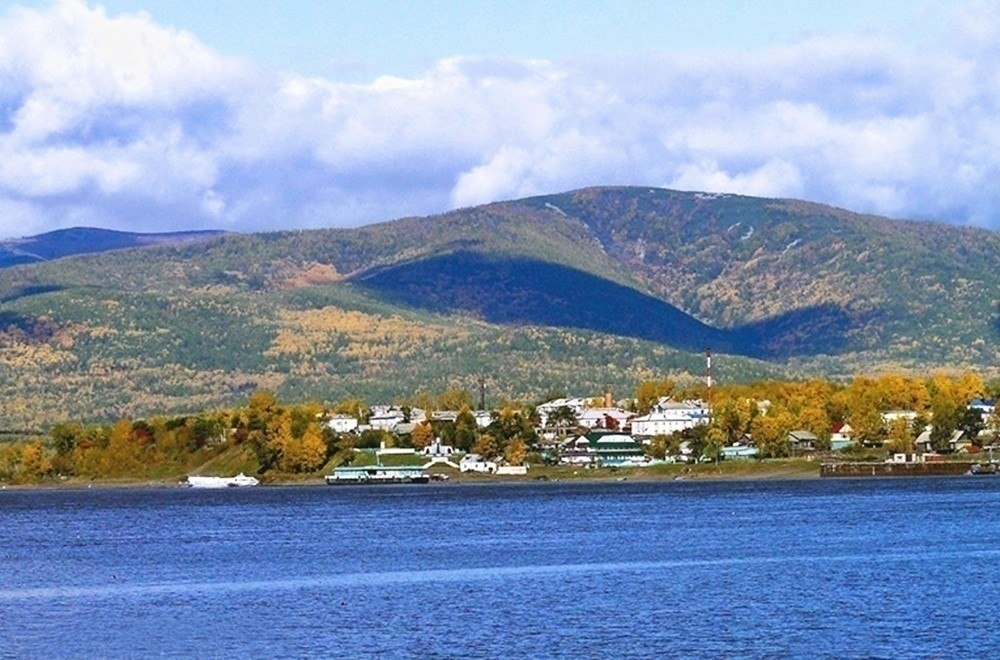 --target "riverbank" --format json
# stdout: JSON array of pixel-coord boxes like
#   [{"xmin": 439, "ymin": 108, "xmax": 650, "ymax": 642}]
[{"xmin": 0, "ymin": 458, "xmax": 825, "ymax": 489}]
